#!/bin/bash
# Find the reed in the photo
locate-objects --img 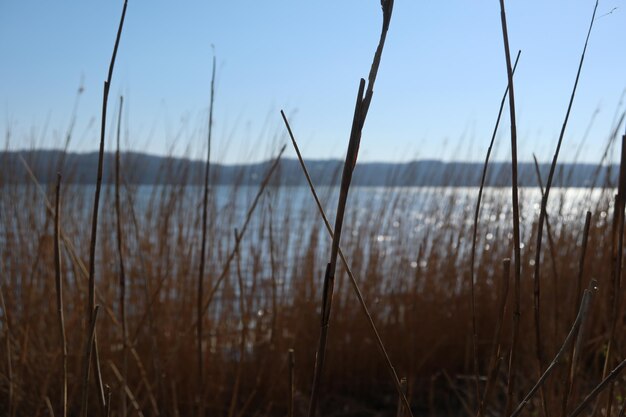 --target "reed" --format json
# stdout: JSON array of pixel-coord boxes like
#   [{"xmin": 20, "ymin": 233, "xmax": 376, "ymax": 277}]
[
  {"xmin": 0, "ymin": 275, "xmax": 13, "ymax": 417},
  {"xmin": 81, "ymin": 1, "xmax": 128, "ymax": 414},
  {"xmin": 282, "ymin": 110, "xmax": 411, "ymax": 414},
  {"xmin": 530, "ymin": 5, "xmax": 598, "ymax": 416},
  {"xmin": 53, "ymin": 173, "xmax": 68, "ymax": 417},
  {"xmin": 562, "ymin": 211, "xmax": 593, "ymax": 417},
  {"xmin": 288, "ymin": 349, "xmax": 295, "ymax": 417},
  {"xmin": 569, "ymin": 358, "xmax": 626, "ymax": 417},
  {"xmin": 510, "ymin": 280, "xmax": 596, "ymax": 417},
  {"xmin": 197, "ymin": 51, "xmax": 216, "ymax": 417},
  {"xmin": 469, "ymin": 49, "xmax": 520, "ymax": 408},
  {"xmin": 308, "ymin": 1, "xmax": 396, "ymax": 415},
  {"xmin": 602, "ymin": 132, "xmax": 626, "ymax": 417},
  {"xmin": 114, "ymin": 95, "xmax": 128, "ymax": 417},
  {"xmin": 477, "ymin": 258, "xmax": 510, "ymax": 417},
  {"xmin": 497, "ymin": 1, "xmax": 521, "ymax": 415}
]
